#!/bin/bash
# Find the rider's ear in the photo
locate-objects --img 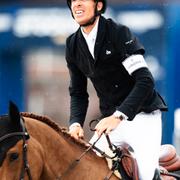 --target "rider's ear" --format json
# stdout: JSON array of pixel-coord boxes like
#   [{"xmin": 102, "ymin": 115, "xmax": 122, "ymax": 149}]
[
  {"xmin": 9, "ymin": 101, "xmax": 20, "ymax": 125},
  {"xmin": 97, "ymin": 1, "xmax": 103, "ymax": 12}
]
